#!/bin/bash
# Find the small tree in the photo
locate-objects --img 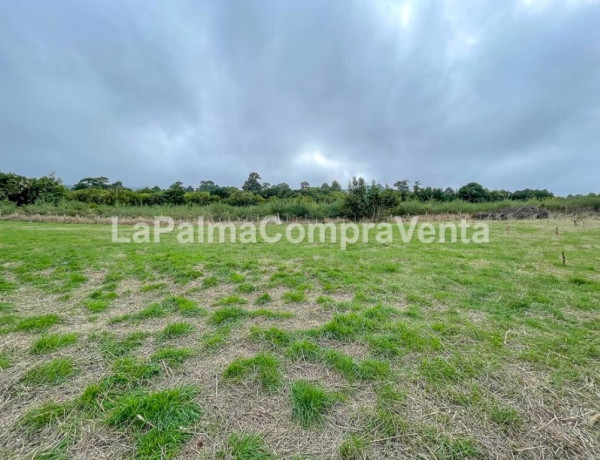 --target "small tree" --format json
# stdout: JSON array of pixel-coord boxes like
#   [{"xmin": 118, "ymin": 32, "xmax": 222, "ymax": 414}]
[
  {"xmin": 73, "ymin": 177, "xmax": 110, "ymax": 190},
  {"xmin": 30, "ymin": 172, "xmax": 66, "ymax": 204},
  {"xmin": 0, "ymin": 171, "xmax": 31, "ymax": 205},
  {"xmin": 458, "ymin": 182, "xmax": 489, "ymax": 203},
  {"xmin": 330, "ymin": 180, "xmax": 342, "ymax": 192},
  {"xmin": 164, "ymin": 182, "xmax": 186, "ymax": 205},
  {"xmin": 394, "ymin": 180, "xmax": 410, "ymax": 201},
  {"xmin": 443, "ymin": 187, "xmax": 456, "ymax": 201},
  {"xmin": 242, "ymin": 172, "xmax": 262, "ymax": 193},
  {"xmin": 345, "ymin": 177, "xmax": 369, "ymax": 220},
  {"xmin": 412, "ymin": 181, "xmax": 421, "ymax": 196},
  {"xmin": 380, "ymin": 186, "xmax": 399, "ymax": 211}
]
